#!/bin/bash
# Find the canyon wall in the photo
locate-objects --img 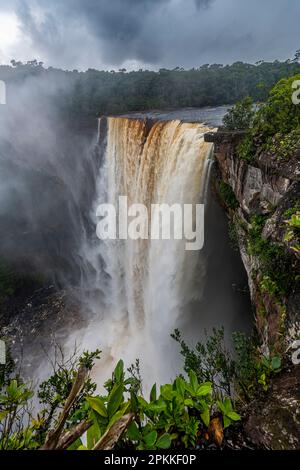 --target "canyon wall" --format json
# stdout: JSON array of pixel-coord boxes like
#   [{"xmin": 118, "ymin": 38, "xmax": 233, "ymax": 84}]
[{"xmin": 205, "ymin": 130, "xmax": 300, "ymax": 354}]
